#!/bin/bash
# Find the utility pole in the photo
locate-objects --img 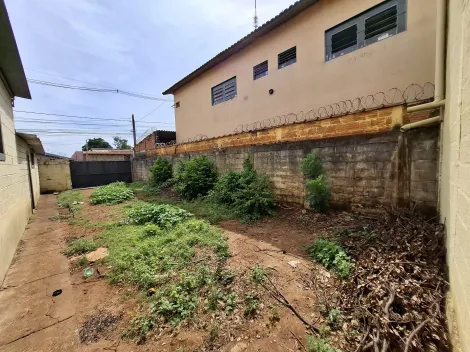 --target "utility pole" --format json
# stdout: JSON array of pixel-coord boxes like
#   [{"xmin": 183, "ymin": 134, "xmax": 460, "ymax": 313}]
[{"xmin": 131, "ymin": 114, "xmax": 137, "ymax": 149}]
